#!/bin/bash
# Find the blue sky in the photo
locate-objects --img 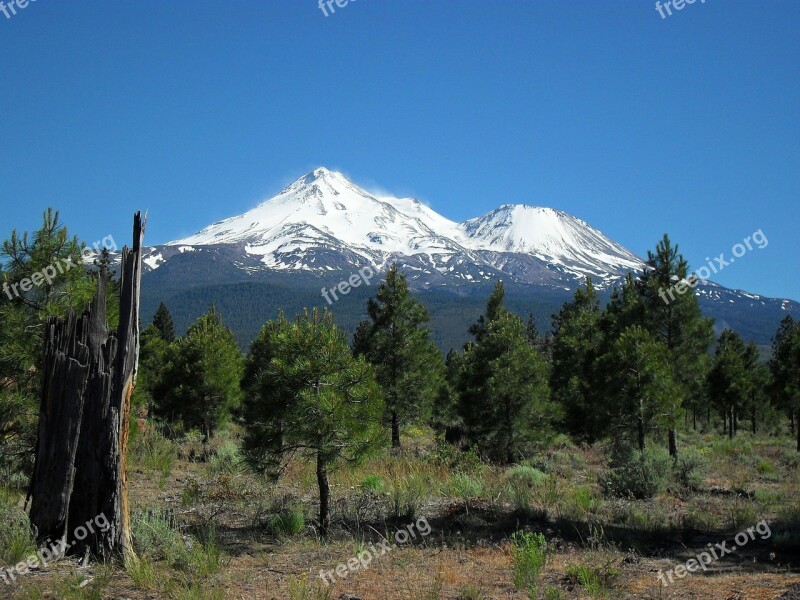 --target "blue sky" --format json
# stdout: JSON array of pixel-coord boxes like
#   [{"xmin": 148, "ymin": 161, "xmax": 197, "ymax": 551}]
[{"xmin": 1, "ymin": 0, "xmax": 797, "ymax": 300}]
